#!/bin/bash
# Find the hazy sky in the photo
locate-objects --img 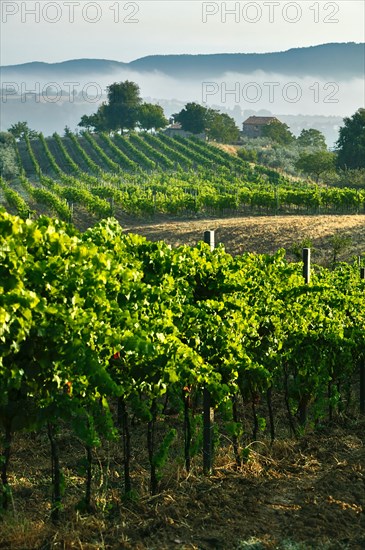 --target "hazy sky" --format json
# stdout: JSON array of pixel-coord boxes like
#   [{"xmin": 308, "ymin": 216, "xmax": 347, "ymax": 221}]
[{"xmin": 1, "ymin": 1, "xmax": 364, "ymax": 65}]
